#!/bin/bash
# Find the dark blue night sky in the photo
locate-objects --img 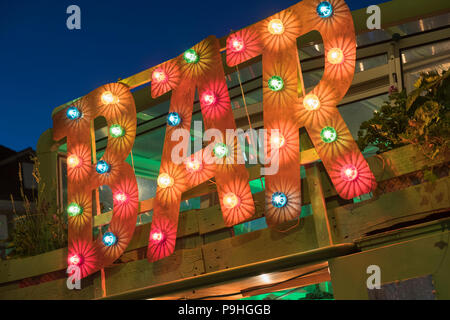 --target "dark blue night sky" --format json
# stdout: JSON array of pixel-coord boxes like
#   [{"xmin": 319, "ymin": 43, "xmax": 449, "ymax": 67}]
[{"xmin": 1, "ymin": 0, "xmax": 388, "ymax": 151}]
